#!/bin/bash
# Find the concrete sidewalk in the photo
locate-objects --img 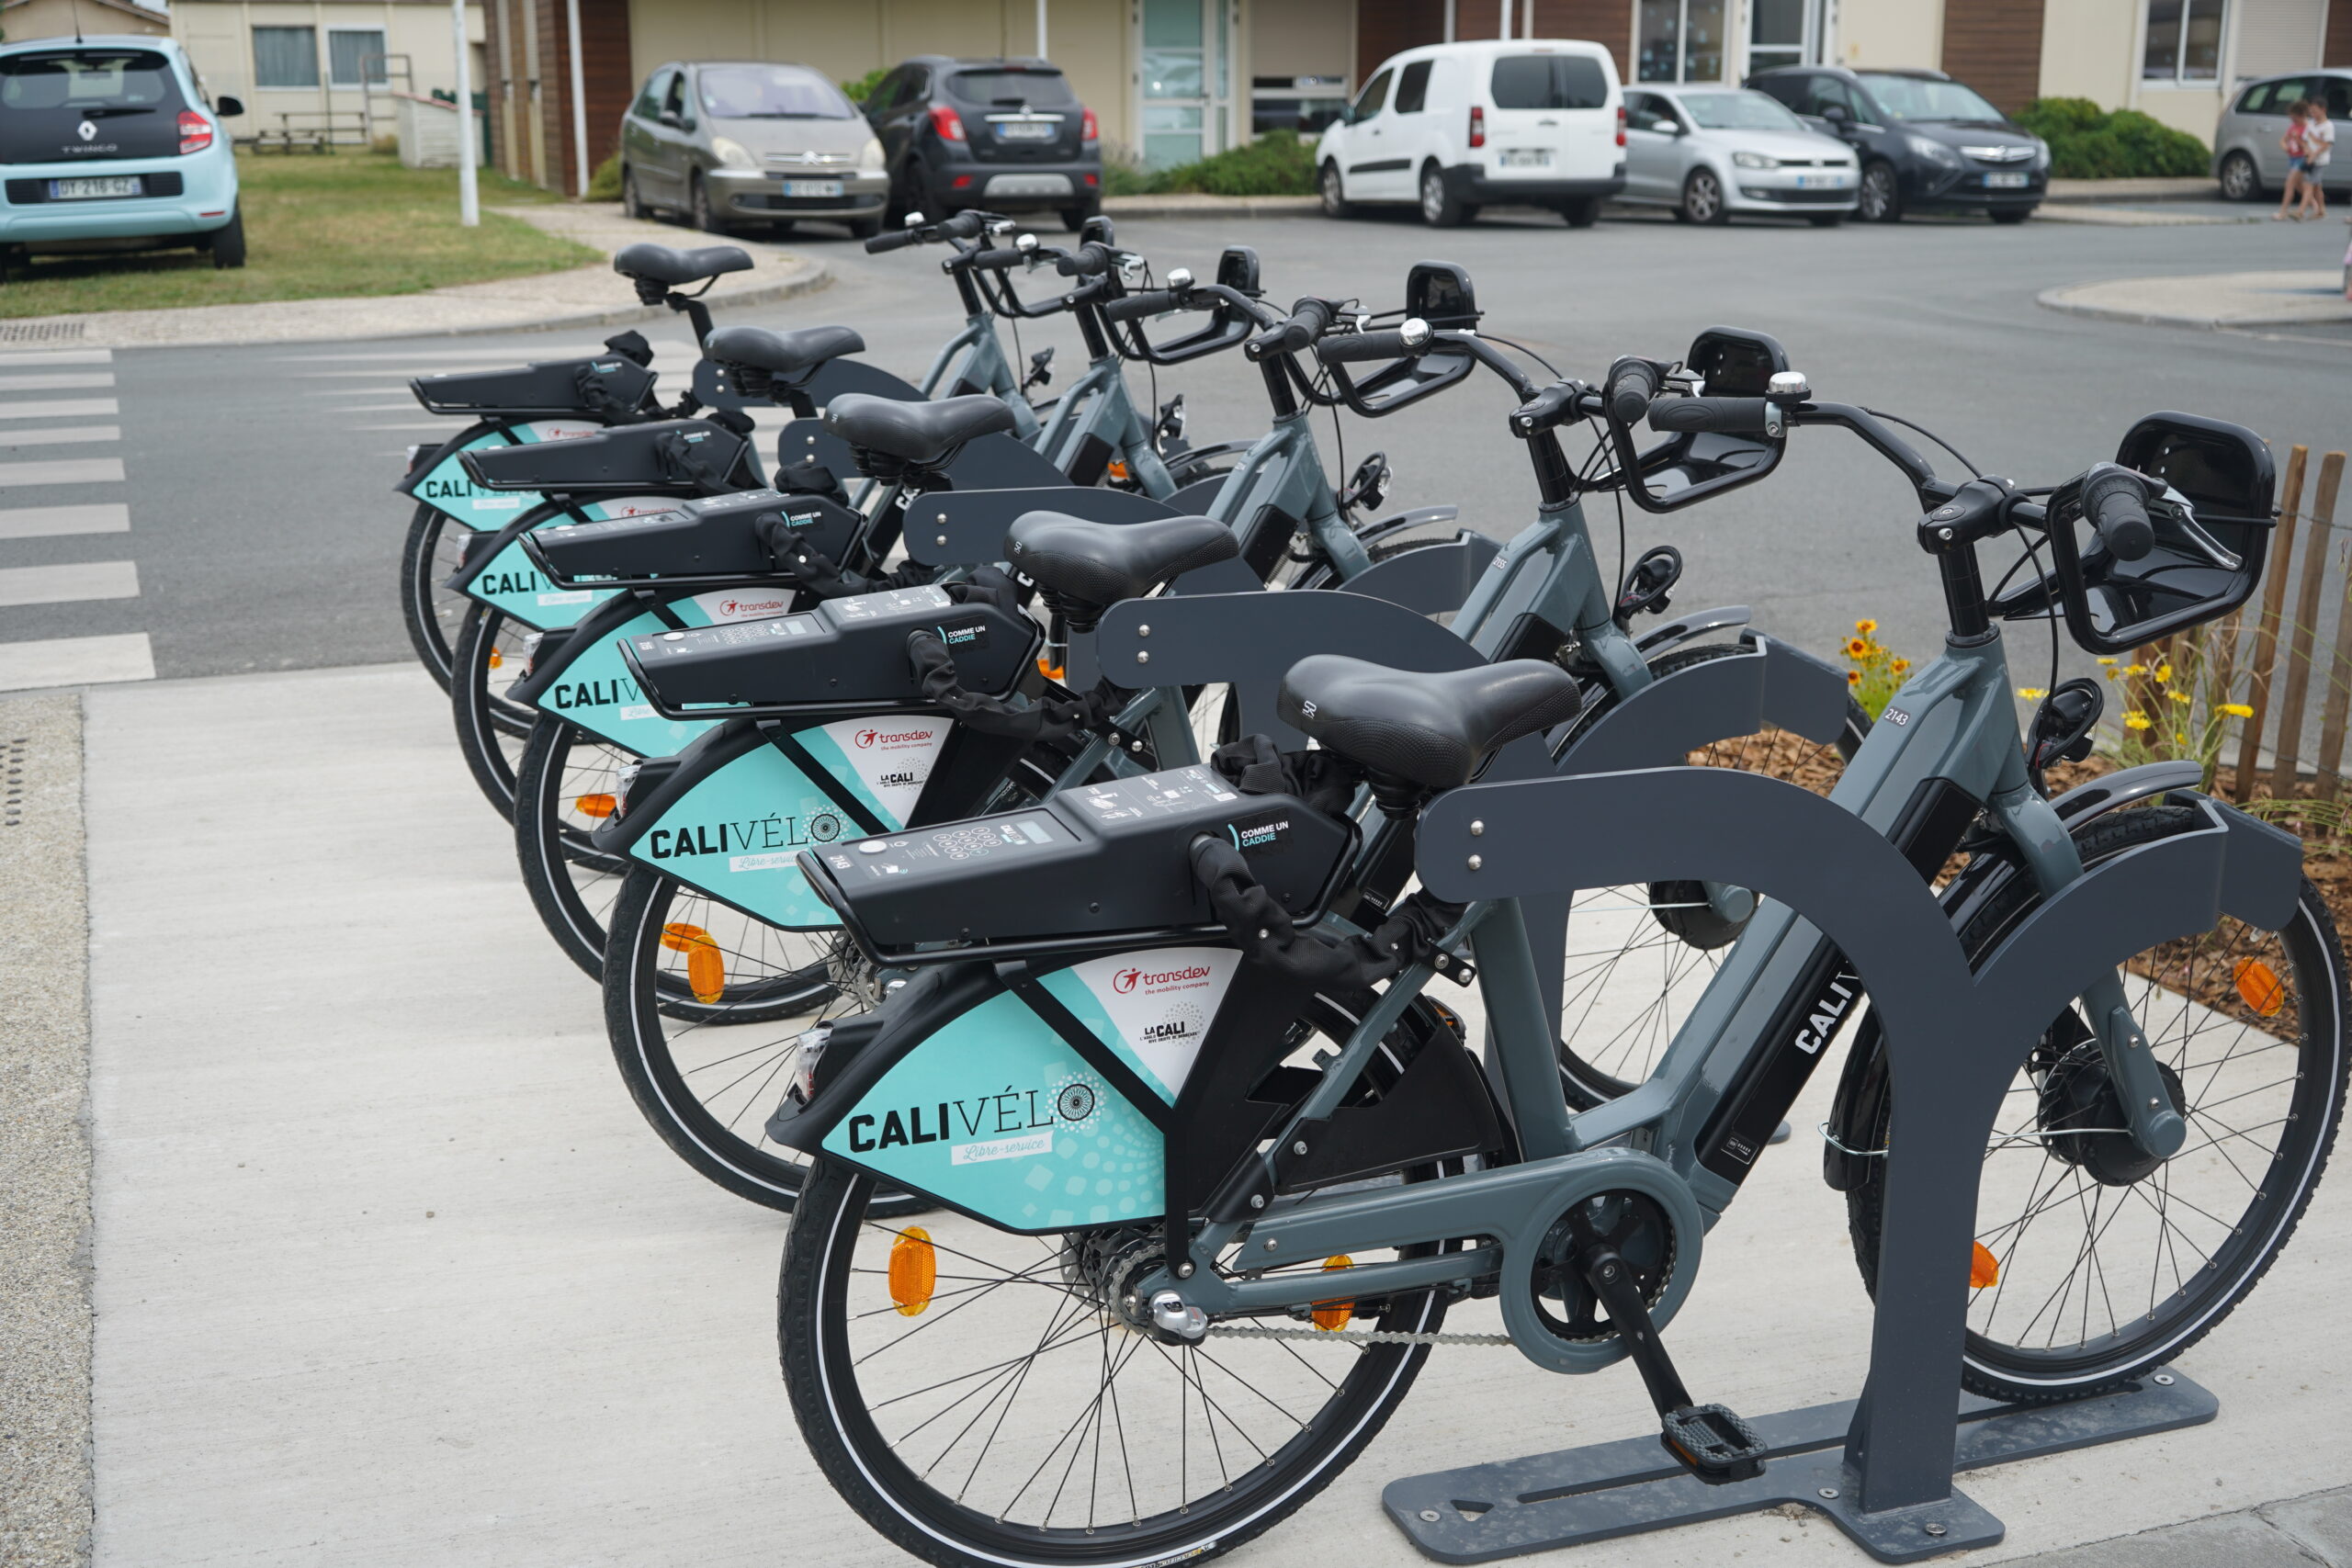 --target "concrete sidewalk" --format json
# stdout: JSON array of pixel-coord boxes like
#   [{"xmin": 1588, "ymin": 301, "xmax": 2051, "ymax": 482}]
[
  {"xmin": 5, "ymin": 203, "xmax": 829, "ymax": 351},
  {"xmin": 50, "ymin": 660, "xmax": 2352, "ymax": 1567},
  {"xmin": 2040, "ymin": 268, "xmax": 2352, "ymax": 329}
]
